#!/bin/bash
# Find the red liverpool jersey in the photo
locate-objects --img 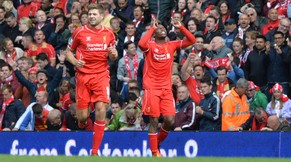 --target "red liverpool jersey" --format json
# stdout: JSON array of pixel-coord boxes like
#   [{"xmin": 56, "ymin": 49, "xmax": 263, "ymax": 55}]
[
  {"xmin": 68, "ymin": 25, "xmax": 116, "ymax": 74},
  {"xmin": 139, "ymin": 26, "xmax": 196, "ymax": 90},
  {"xmin": 26, "ymin": 42, "xmax": 56, "ymax": 63}
]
